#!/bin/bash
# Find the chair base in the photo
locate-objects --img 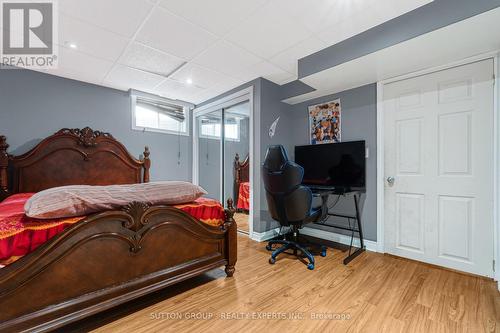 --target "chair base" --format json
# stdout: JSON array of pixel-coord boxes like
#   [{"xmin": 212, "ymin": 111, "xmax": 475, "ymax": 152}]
[{"xmin": 266, "ymin": 232, "xmax": 327, "ymax": 270}]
